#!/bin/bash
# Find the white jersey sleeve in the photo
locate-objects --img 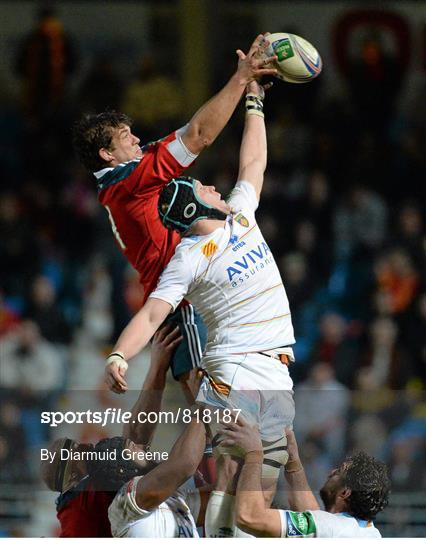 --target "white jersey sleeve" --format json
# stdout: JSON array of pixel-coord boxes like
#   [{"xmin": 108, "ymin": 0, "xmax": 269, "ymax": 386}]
[
  {"xmin": 278, "ymin": 509, "xmax": 382, "ymax": 538},
  {"xmin": 227, "ymin": 181, "xmax": 259, "ymax": 212},
  {"xmin": 109, "ymin": 476, "xmax": 199, "ymax": 538},
  {"xmin": 167, "ymin": 125, "xmax": 199, "ymax": 167},
  {"xmin": 149, "ymin": 244, "xmax": 193, "ymax": 311}
]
